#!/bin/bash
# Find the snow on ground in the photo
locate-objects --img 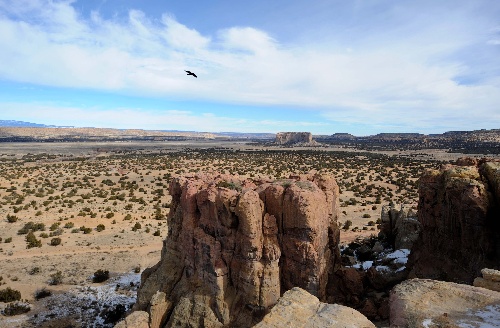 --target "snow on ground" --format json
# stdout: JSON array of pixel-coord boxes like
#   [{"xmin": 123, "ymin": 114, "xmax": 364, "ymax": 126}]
[
  {"xmin": 457, "ymin": 304, "xmax": 500, "ymax": 328},
  {"xmin": 30, "ymin": 271, "xmax": 141, "ymax": 328},
  {"xmin": 348, "ymin": 248, "xmax": 410, "ymax": 273},
  {"xmin": 384, "ymin": 249, "xmax": 410, "ymax": 265}
]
